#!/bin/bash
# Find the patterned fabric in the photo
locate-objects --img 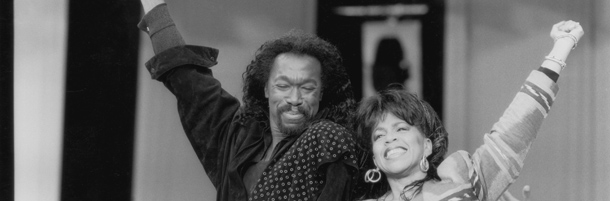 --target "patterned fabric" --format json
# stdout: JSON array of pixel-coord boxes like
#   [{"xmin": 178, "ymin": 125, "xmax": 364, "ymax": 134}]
[
  {"xmin": 249, "ymin": 120, "xmax": 358, "ymax": 201},
  {"xmin": 437, "ymin": 188, "xmax": 478, "ymax": 201}
]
